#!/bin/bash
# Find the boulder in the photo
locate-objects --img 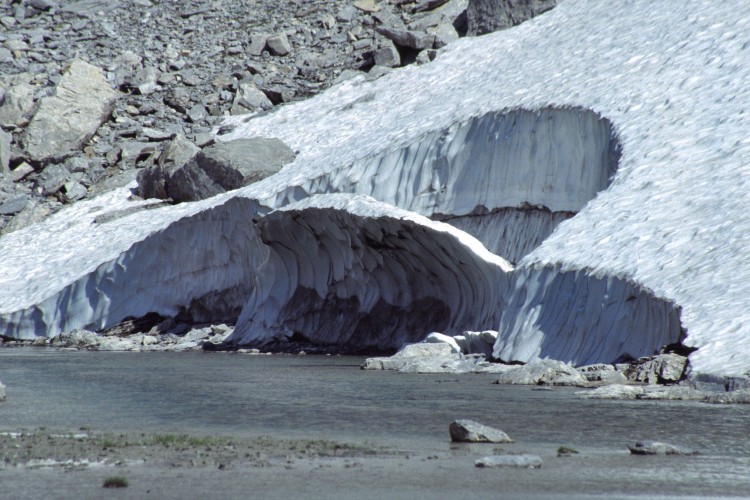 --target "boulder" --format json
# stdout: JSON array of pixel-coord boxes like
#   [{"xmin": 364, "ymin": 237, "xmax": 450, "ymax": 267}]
[
  {"xmin": 59, "ymin": 329, "xmax": 100, "ymax": 348},
  {"xmin": 628, "ymin": 441, "xmax": 696, "ymax": 456},
  {"xmin": 0, "ymin": 380, "xmax": 5, "ymax": 401},
  {"xmin": 167, "ymin": 137, "xmax": 295, "ymax": 202},
  {"xmin": 0, "ymin": 196, "xmax": 29, "ymax": 216},
  {"xmin": 24, "ymin": 59, "xmax": 119, "ymax": 163},
  {"xmin": 373, "ymin": 41, "xmax": 401, "ymax": 67},
  {"xmin": 492, "ymin": 359, "xmax": 588, "ymax": 386},
  {"xmin": 475, "ymin": 454, "xmax": 542, "ymax": 468},
  {"xmin": 625, "ymin": 353, "xmax": 688, "ymax": 384},
  {"xmin": 266, "ymin": 33, "xmax": 292, "ymax": 56},
  {"xmin": 34, "ymin": 163, "xmax": 69, "ymax": 196},
  {"xmin": 449, "ymin": 419, "xmax": 513, "ymax": 443},
  {"xmin": 231, "ymin": 82, "xmax": 274, "ymax": 115},
  {"xmin": 1, "ymin": 199, "xmax": 50, "ymax": 234},
  {"xmin": 466, "ymin": 0, "xmax": 557, "ymax": 36},
  {"xmin": 0, "ymin": 83, "xmax": 36, "ymax": 129},
  {"xmin": 137, "ymin": 134, "xmax": 200, "ymax": 200}
]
